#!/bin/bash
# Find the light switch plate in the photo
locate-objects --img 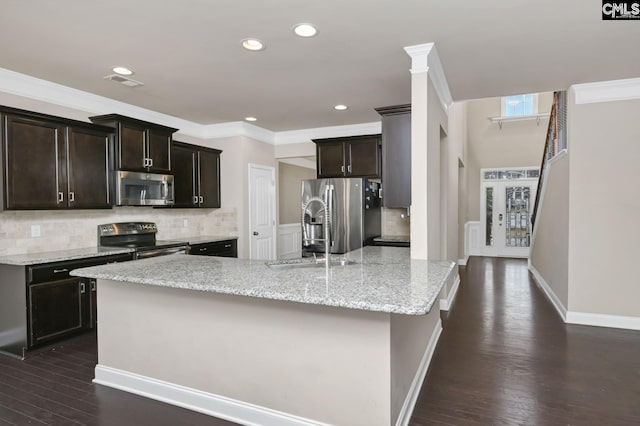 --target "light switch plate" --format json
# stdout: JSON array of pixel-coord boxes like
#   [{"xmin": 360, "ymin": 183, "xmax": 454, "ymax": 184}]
[{"xmin": 31, "ymin": 225, "xmax": 41, "ymax": 237}]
